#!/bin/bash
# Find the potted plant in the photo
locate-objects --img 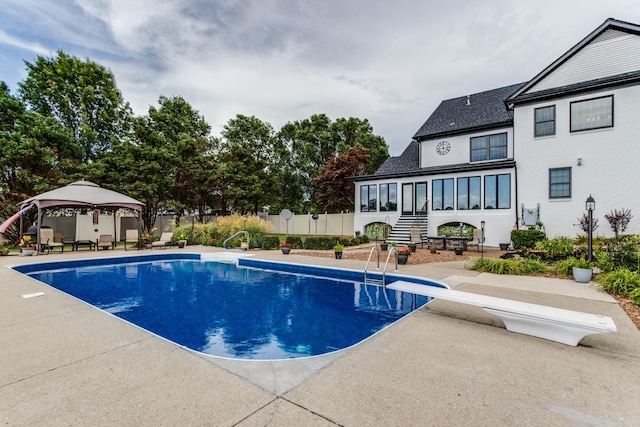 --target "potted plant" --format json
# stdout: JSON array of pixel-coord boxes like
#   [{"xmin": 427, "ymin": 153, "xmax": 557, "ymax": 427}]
[
  {"xmin": 240, "ymin": 236, "xmax": 249, "ymax": 251},
  {"xmin": 177, "ymin": 232, "xmax": 187, "ymax": 248},
  {"xmin": 1, "ymin": 247, "xmax": 9, "ymax": 256},
  {"xmin": 430, "ymin": 246, "xmax": 437, "ymax": 254},
  {"xmin": 380, "ymin": 242, "xmax": 389, "ymax": 251},
  {"xmin": 408, "ymin": 243, "xmax": 417, "ymax": 253},
  {"xmin": 572, "ymin": 258, "xmax": 595, "ymax": 283},
  {"xmin": 280, "ymin": 242, "xmax": 292, "ymax": 254},
  {"xmin": 454, "ymin": 246, "xmax": 464, "ymax": 255},
  {"xmin": 334, "ymin": 243, "xmax": 344, "ymax": 259},
  {"xmin": 396, "ymin": 247, "xmax": 411, "ymax": 264},
  {"xmin": 20, "ymin": 235, "xmax": 35, "ymax": 256}
]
